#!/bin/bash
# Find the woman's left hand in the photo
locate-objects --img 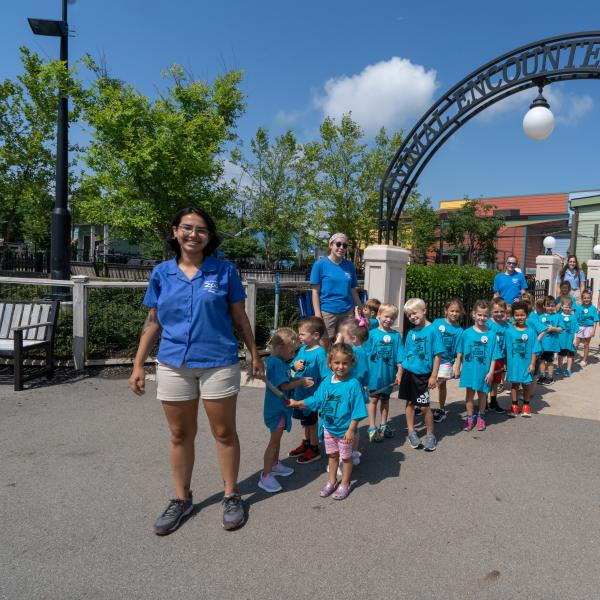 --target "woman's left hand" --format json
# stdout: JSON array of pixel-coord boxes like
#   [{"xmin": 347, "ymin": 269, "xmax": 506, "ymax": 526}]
[{"xmin": 252, "ymin": 355, "xmax": 265, "ymax": 379}]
